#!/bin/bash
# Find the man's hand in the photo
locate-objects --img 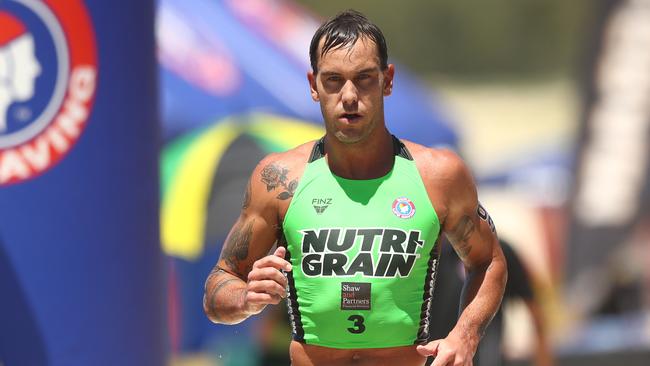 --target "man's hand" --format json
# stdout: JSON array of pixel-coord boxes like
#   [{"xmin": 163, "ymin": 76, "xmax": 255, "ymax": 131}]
[
  {"xmin": 244, "ymin": 246, "xmax": 293, "ymax": 315},
  {"xmin": 416, "ymin": 331, "xmax": 477, "ymax": 366}
]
